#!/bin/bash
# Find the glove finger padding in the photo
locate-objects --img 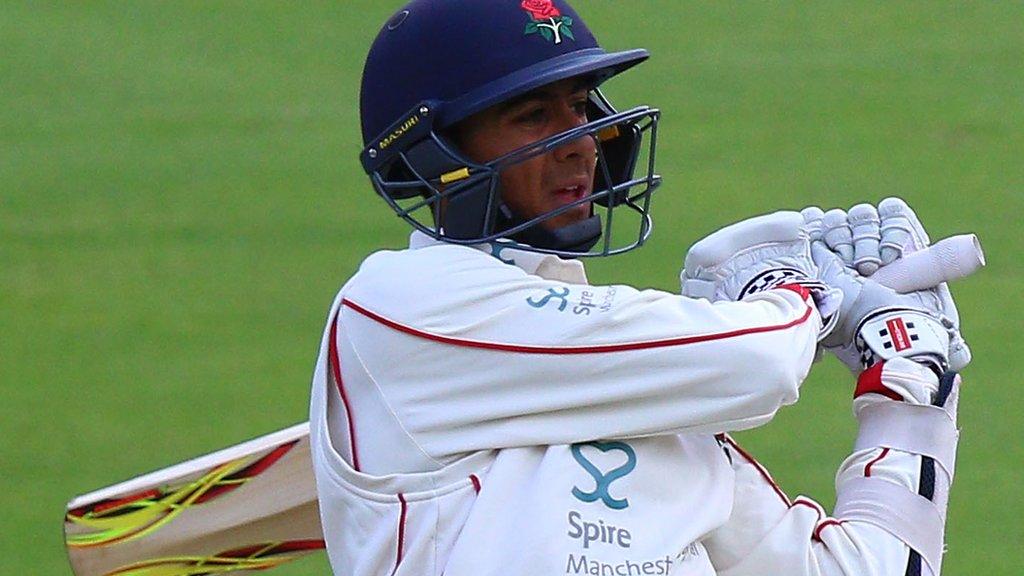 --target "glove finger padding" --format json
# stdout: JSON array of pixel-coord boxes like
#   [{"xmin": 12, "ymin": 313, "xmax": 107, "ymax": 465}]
[
  {"xmin": 878, "ymin": 196, "xmax": 931, "ymax": 264},
  {"xmin": 801, "ymin": 206, "xmax": 825, "ymax": 243},
  {"xmin": 848, "ymin": 203, "xmax": 881, "ymax": 276},
  {"xmin": 681, "ymin": 211, "xmax": 819, "ymax": 303},
  {"xmin": 822, "ymin": 208, "xmax": 855, "ymax": 266}
]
